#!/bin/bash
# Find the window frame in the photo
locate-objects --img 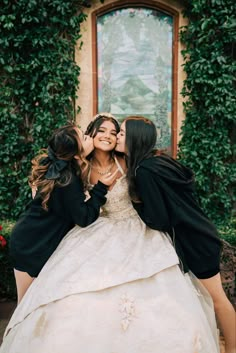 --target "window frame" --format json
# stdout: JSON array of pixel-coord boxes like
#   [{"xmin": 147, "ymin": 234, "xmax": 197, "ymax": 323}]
[{"xmin": 92, "ymin": 0, "xmax": 179, "ymax": 156}]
